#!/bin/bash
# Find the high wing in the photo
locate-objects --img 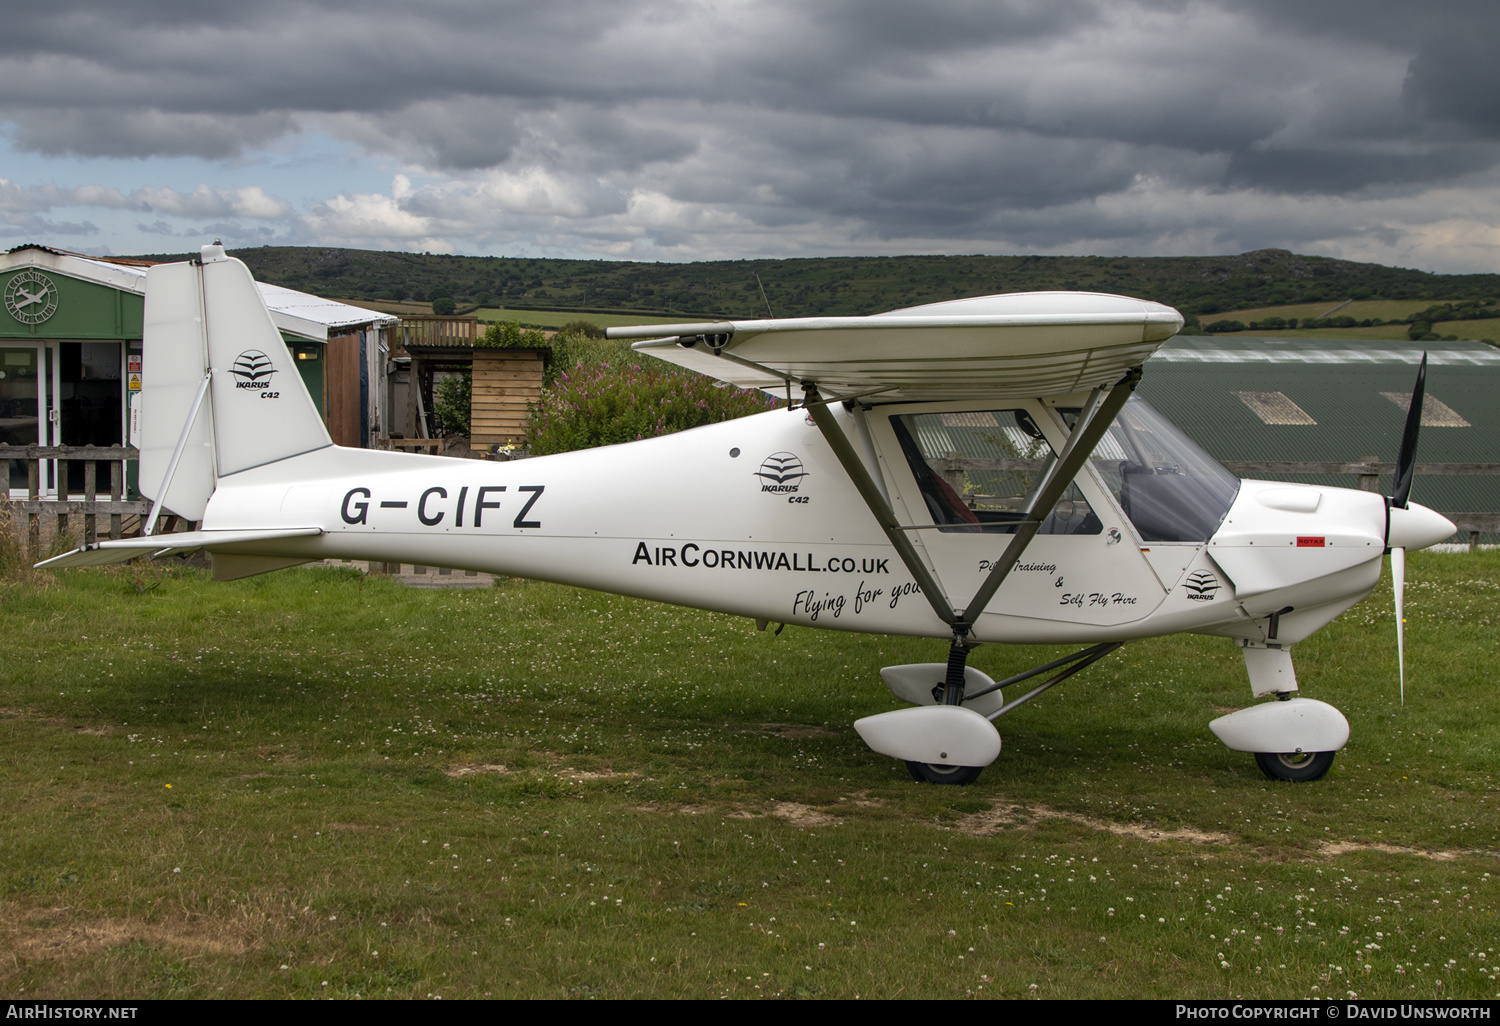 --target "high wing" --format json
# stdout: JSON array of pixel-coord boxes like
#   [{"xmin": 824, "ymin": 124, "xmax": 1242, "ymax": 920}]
[
  {"xmin": 612, "ymin": 290, "xmax": 1186, "ymax": 714},
  {"xmin": 607, "ymin": 292, "xmax": 1183, "ymax": 401}
]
